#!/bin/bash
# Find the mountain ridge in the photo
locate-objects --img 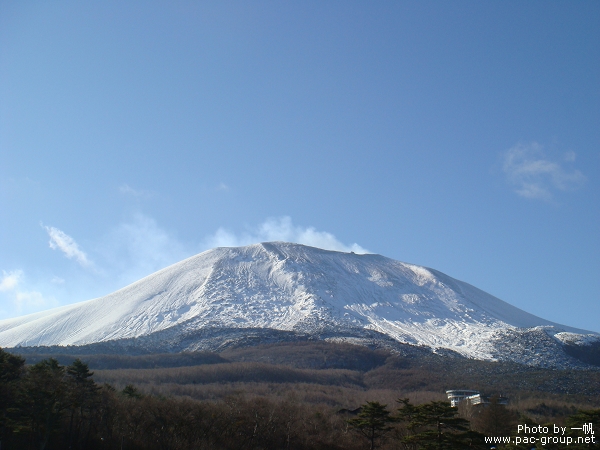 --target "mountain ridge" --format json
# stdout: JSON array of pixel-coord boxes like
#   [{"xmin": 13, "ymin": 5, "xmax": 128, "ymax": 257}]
[{"xmin": 1, "ymin": 242, "xmax": 597, "ymax": 367}]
